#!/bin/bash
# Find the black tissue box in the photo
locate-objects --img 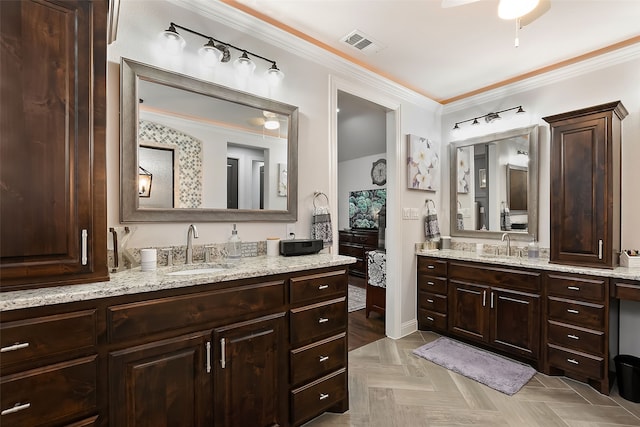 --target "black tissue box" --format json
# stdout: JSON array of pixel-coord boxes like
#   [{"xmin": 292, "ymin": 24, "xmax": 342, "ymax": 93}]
[{"xmin": 280, "ymin": 239, "xmax": 323, "ymax": 256}]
